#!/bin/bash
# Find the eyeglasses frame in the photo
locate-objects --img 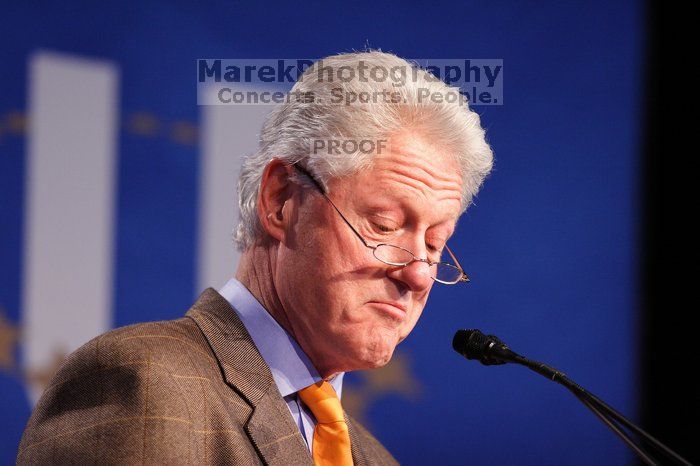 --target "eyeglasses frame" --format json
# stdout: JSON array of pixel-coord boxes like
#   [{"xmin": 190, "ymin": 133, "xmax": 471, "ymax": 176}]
[{"xmin": 291, "ymin": 163, "xmax": 470, "ymax": 285}]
